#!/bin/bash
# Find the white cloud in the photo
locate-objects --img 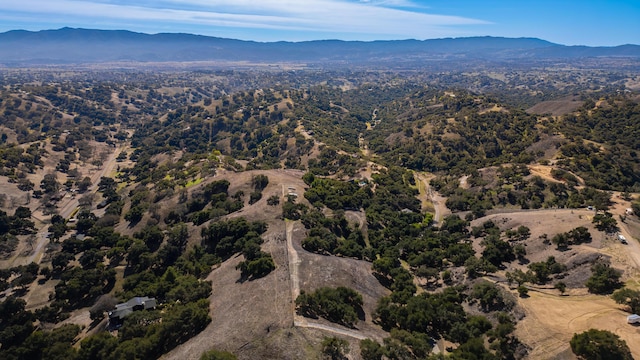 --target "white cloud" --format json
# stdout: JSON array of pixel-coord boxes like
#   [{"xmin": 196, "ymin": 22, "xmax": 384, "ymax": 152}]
[{"xmin": 0, "ymin": 0, "xmax": 489, "ymax": 40}]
